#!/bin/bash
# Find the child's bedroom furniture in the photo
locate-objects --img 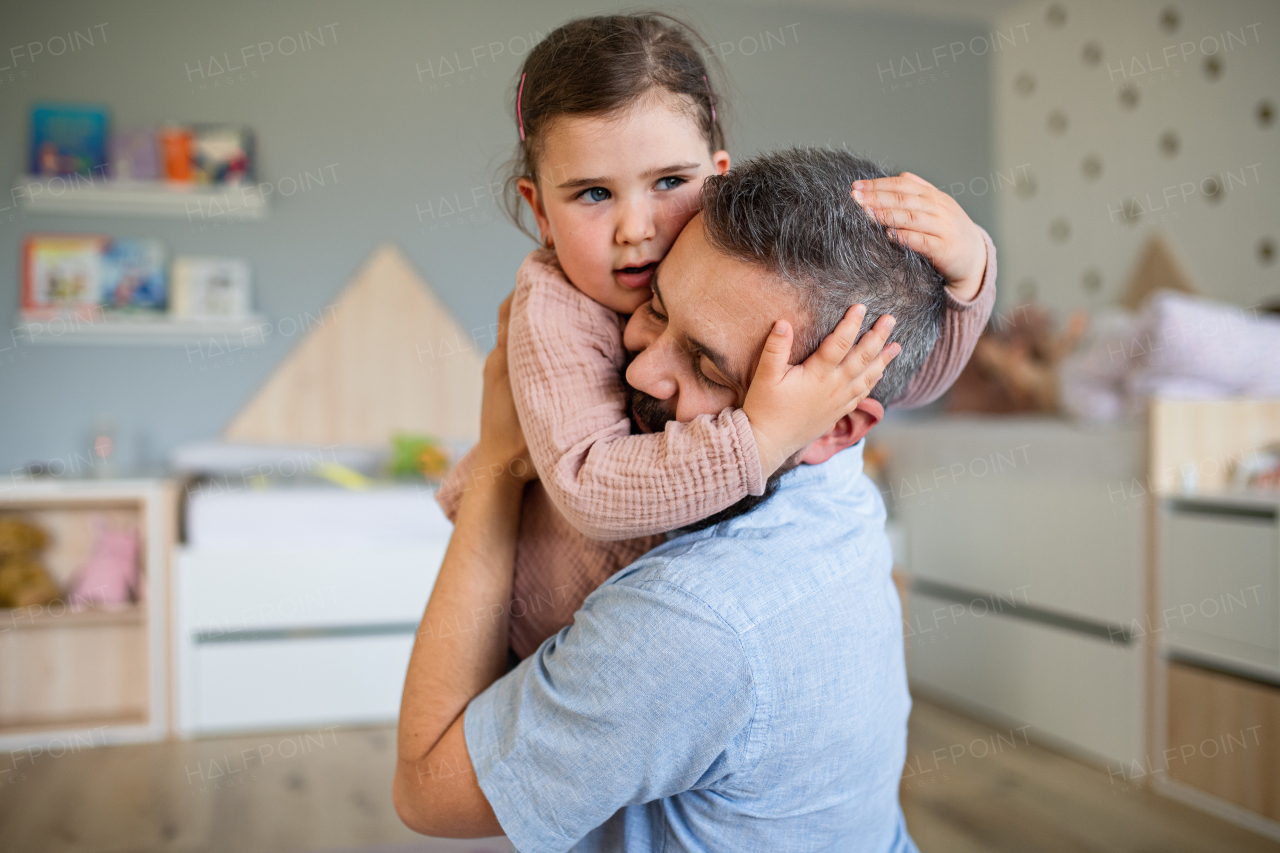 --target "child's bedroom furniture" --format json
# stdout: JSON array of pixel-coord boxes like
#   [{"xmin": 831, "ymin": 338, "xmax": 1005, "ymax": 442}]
[
  {"xmin": 174, "ymin": 483, "xmax": 451, "ymax": 735},
  {"xmin": 172, "ymin": 242, "xmax": 483, "ymax": 735},
  {"xmin": 879, "ymin": 416, "xmax": 1149, "ymax": 766},
  {"xmin": 1149, "ymin": 399, "xmax": 1280, "ymax": 837},
  {"xmin": 0, "ymin": 478, "xmax": 175, "ymax": 752},
  {"xmin": 881, "ymin": 398, "xmax": 1280, "ymax": 840}
]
